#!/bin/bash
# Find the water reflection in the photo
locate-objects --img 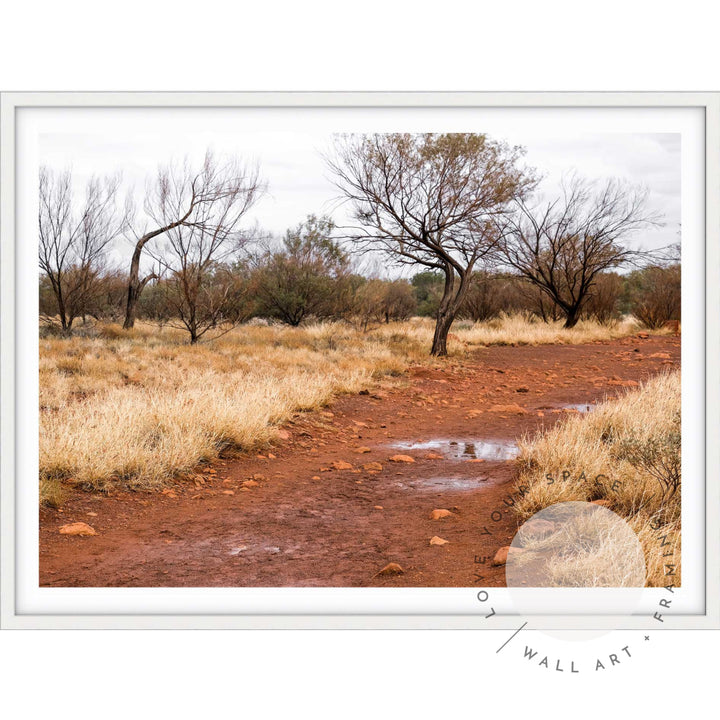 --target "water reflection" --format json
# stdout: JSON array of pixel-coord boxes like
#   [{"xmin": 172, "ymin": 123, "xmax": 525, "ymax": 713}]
[{"xmin": 390, "ymin": 438, "xmax": 518, "ymax": 461}]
